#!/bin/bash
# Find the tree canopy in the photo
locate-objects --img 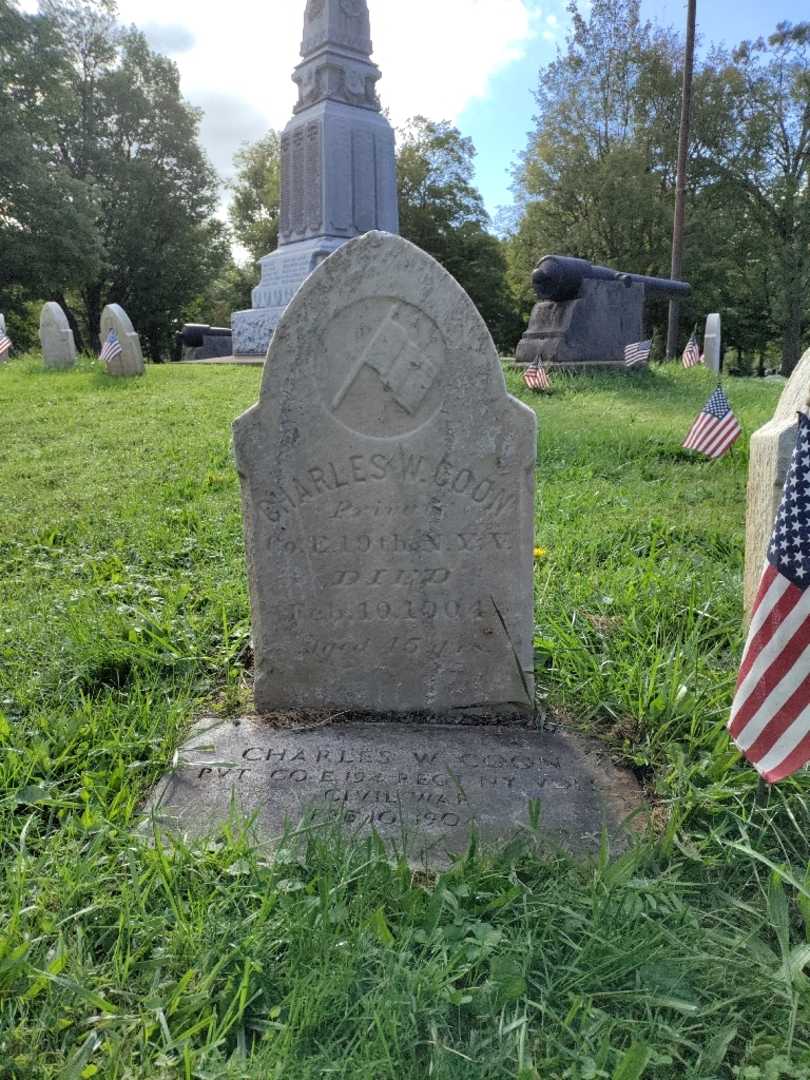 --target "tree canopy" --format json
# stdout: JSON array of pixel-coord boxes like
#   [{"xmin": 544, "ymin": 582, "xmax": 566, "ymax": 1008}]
[
  {"xmin": 509, "ymin": 0, "xmax": 810, "ymax": 372},
  {"xmin": 0, "ymin": 0, "xmax": 227, "ymax": 357}
]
